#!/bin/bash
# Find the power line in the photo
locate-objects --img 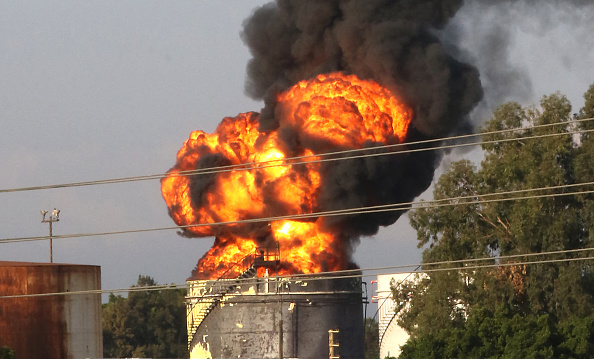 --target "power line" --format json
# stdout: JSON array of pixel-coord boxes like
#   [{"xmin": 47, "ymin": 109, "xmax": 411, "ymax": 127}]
[
  {"xmin": 1, "ymin": 248, "xmax": 592, "ymax": 299},
  {"xmin": 0, "ymin": 283, "xmax": 186, "ymax": 299},
  {"xmin": 0, "ymin": 117, "xmax": 591, "ymax": 281},
  {"xmin": 1, "ymin": 117, "xmax": 592, "ymax": 194},
  {"xmin": 162, "ymin": 117, "xmax": 594, "ymax": 186},
  {"xmin": 2, "ymin": 122, "xmax": 591, "ymax": 299},
  {"xmin": 1, "ymin": 180, "xmax": 593, "ymax": 244}
]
